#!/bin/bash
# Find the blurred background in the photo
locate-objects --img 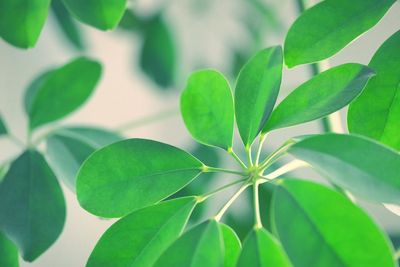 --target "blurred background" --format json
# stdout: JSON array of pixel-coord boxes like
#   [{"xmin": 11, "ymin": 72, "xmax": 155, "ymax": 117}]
[{"xmin": 0, "ymin": 0, "xmax": 399, "ymax": 266}]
